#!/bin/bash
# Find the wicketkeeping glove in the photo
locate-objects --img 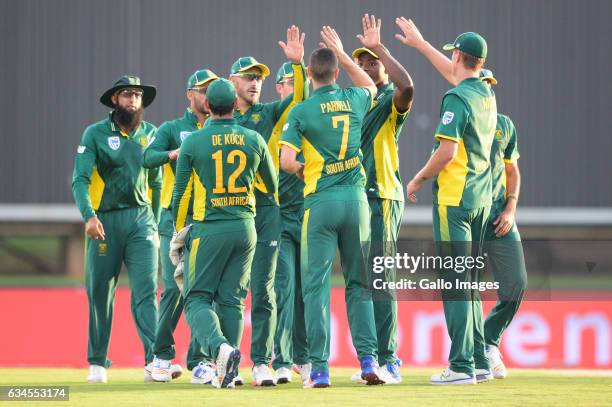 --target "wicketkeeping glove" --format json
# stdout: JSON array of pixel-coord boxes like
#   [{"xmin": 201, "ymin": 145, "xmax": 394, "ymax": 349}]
[{"xmin": 169, "ymin": 224, "xmax": 191, "ymax": 266}]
